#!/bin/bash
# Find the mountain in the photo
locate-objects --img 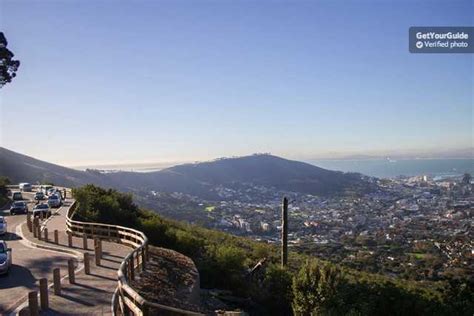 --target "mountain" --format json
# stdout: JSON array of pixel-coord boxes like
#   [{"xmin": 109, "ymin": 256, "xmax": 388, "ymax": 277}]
[
  {"xmin": 159, "ymin": 154, "xmax": 369, "ymax": 195},
  {"xmin": 0, "ymin": 148, "xmax": 373, "ymax": 199},
  {"xmin": 0, "ymin": 147, "xmax": 110, "ymax": 188}
]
